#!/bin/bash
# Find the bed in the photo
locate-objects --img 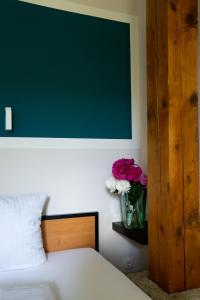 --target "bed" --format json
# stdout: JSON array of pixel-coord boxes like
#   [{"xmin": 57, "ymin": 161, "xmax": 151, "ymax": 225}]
[{"xmin": 0, "ymin": 212, "xmax": 151, "ymax": 300}]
